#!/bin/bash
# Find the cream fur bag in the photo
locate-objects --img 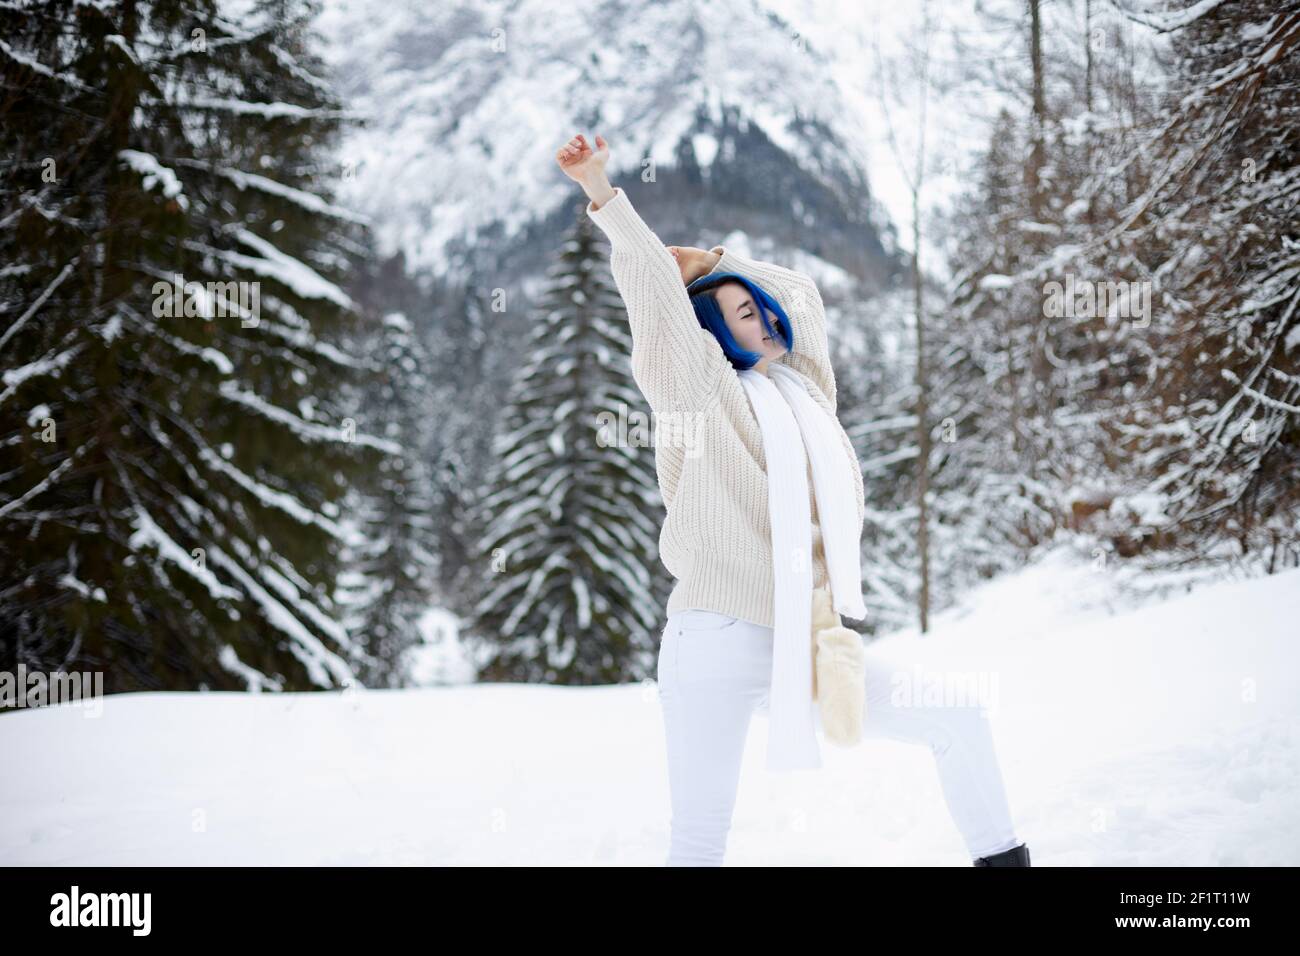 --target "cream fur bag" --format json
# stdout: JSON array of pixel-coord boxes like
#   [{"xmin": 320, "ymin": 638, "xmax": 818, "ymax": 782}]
[{"xmin": 811, "ymin": 585, "xmax": 866, "ymax": 745}]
